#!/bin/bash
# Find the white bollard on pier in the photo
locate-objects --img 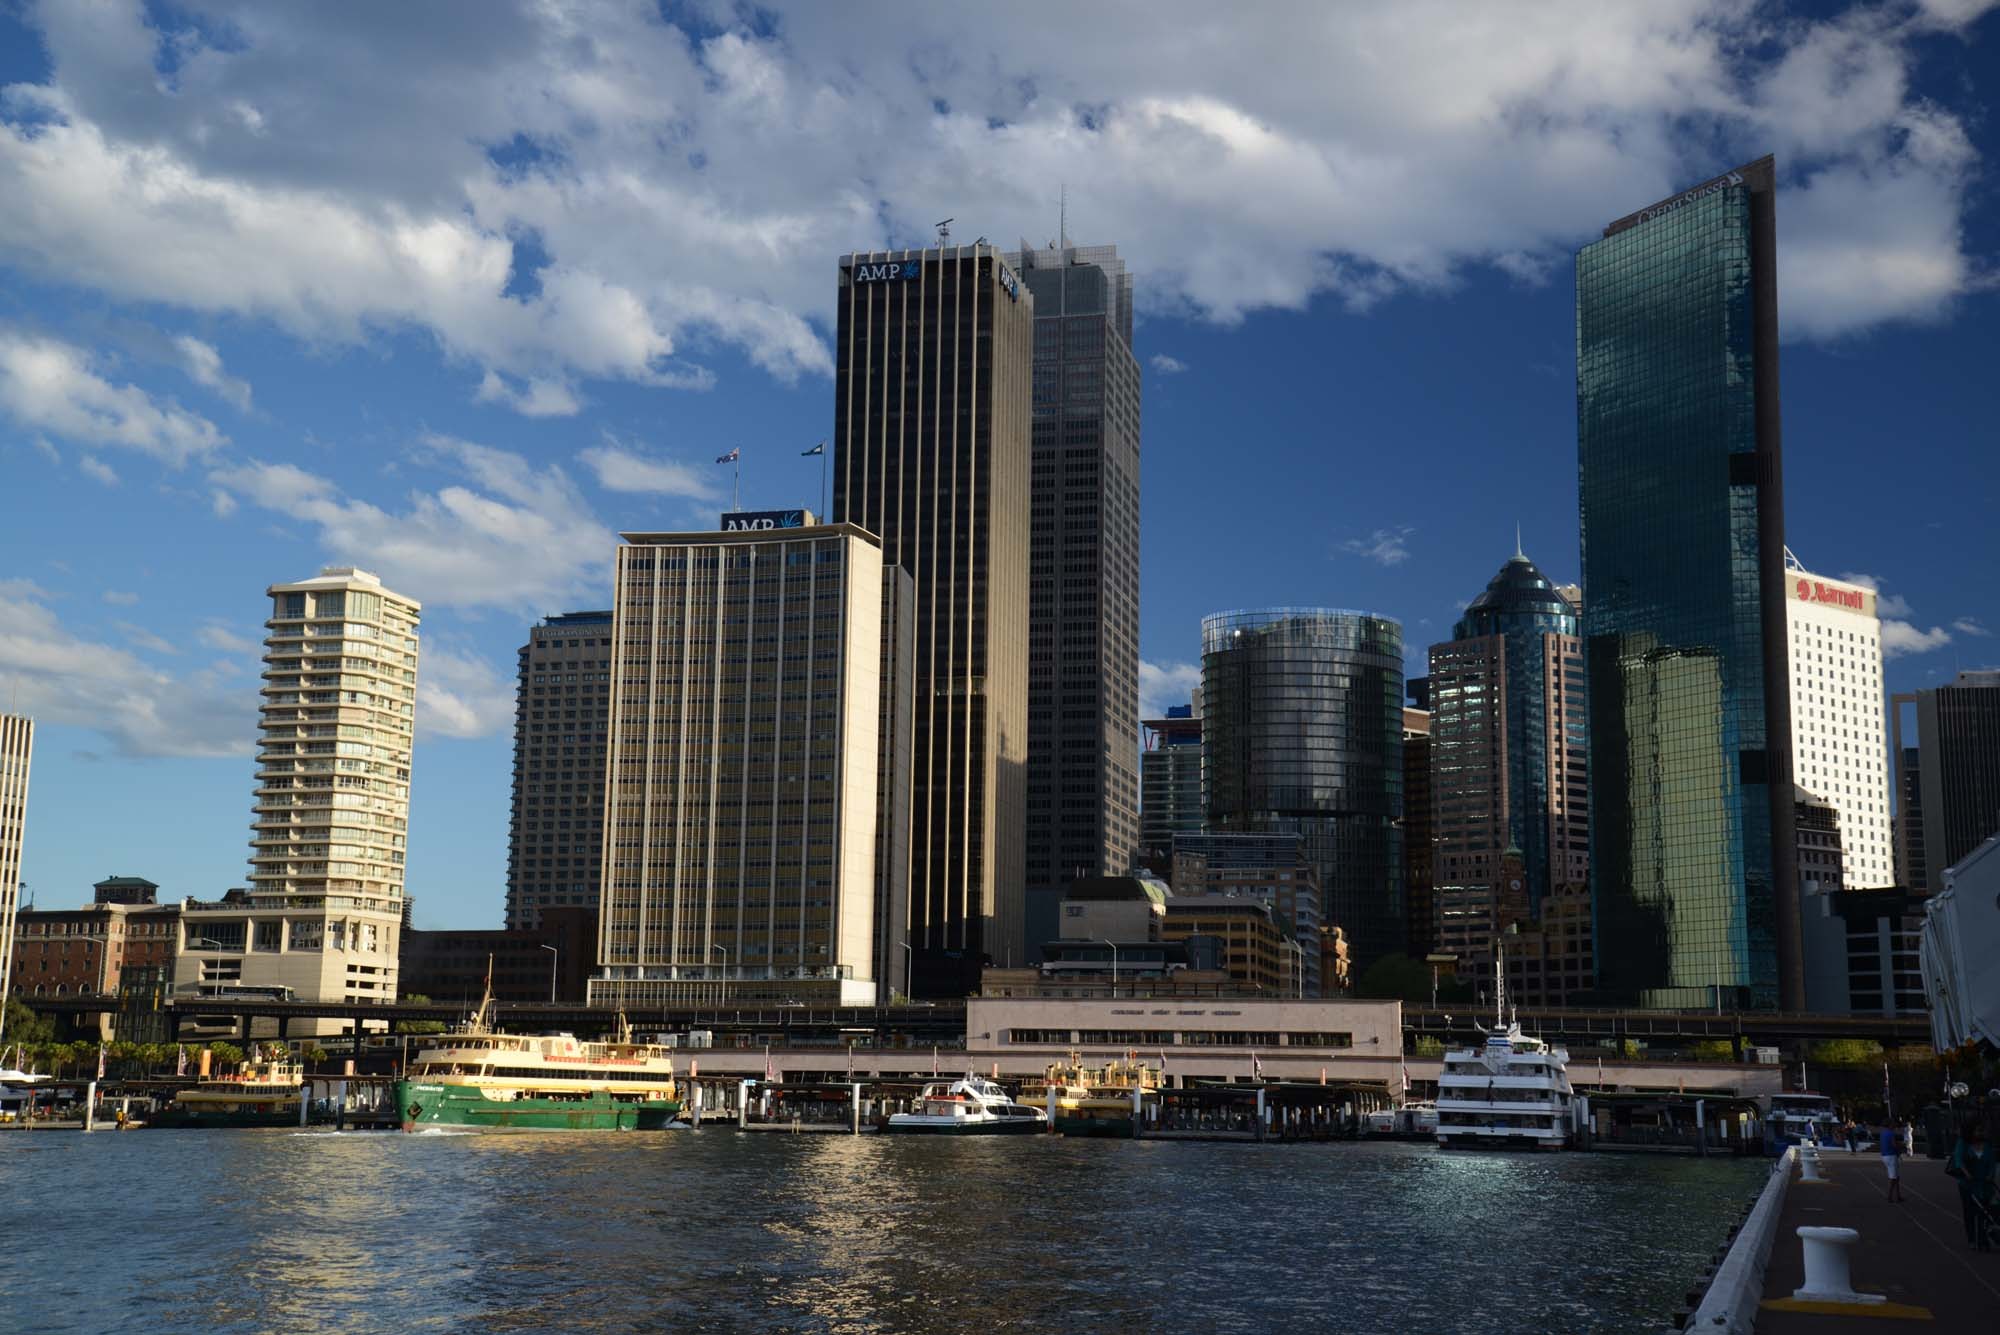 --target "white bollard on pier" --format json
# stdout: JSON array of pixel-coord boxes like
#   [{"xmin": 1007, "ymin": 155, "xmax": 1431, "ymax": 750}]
[
  {"xmin": 1792, "ymin": 1226, "xmax": 1885, "ymax": 1305},
  {"xmin": 1798, "ymin": 1145, "xmax": 1825, "ymax": 1182}
]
